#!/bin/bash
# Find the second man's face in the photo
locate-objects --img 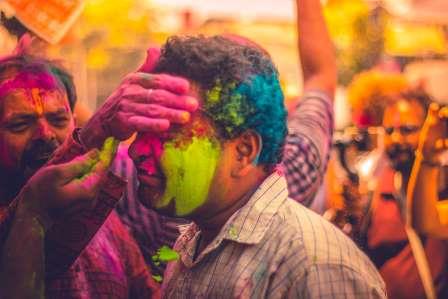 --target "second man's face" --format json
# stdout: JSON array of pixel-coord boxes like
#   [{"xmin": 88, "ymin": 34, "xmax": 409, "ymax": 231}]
[
  {"xmin": 0, "ymin": 87, "xmax": 75, "ymax": 181},
  {"xmin": 382, "ymin": 99, "xmax": 425, "ymax": 172}
]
